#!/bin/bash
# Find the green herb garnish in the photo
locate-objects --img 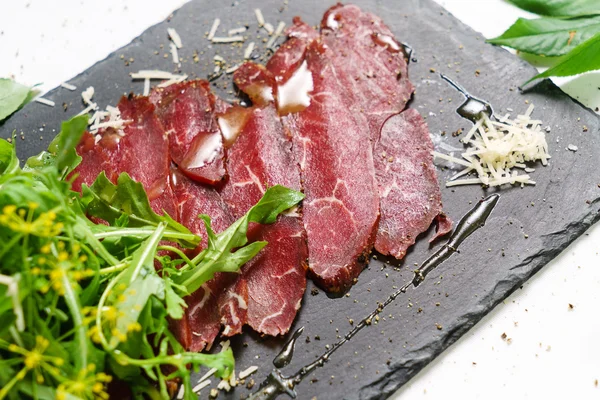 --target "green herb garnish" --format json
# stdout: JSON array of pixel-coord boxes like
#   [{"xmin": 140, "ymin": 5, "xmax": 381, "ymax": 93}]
[
  {"xmin": 0, "ymin": 115, "xmax": 304, "ymax": 399},
  {"xmin": 488, "ymin": 0, "xmax": 600, "ymax": 86}
]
